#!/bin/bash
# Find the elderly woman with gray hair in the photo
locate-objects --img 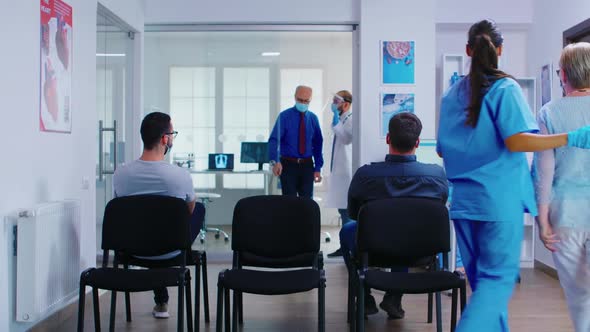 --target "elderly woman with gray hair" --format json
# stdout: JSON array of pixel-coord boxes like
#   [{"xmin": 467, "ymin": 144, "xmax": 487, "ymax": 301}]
[{"xmin": 534, "ymin": 42, "xmax": 590, "ymax": 332}]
